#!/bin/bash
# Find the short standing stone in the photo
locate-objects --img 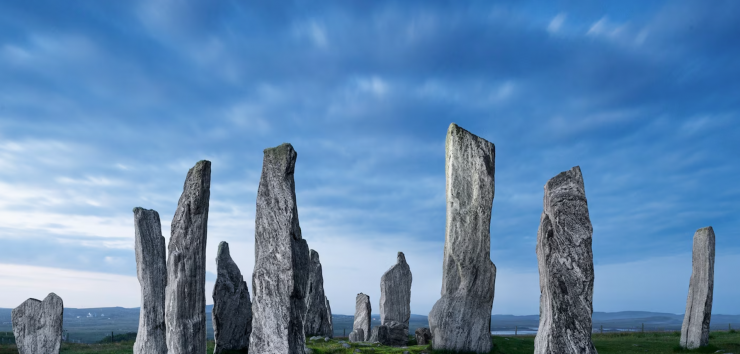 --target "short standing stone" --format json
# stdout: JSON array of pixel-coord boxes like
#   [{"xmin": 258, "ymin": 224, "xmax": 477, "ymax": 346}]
[
  {"xmin": 534, "ymin": 166, "xmax": 597, "ymax": 354},
  {"xmin": 352, "ymin": 293, "xmax": 372, "ymax": 341},
  {"xmin": 380, "ymin": 252, "xmax": 412, "ymax": 346},
  {"xmin": 12, "ymin": 293, "xmax": 63, "ymax": 354},
  {"xmin": 213, "ymin": 241, "xmax": 252, "ymax": 354},
  {"xmin": 305, "ymin": 250, "xmax": 333, "ymax": 337},
  {"xmin": 680, "ymin": 226, "xmax": 715, "ymax": 349},
  {"xmin": 348, "ymin": 329, "xmax": 364, "ymax": 343},
  {"xmin": 369, "ymin": 325, "xmax": 390, "ymax": 345},
  {"xmin": 133, "ymin": 208, "xmax": 167, "ymax": 354},
  {"xmin": 415, "ymin": 327, "xmax": 432, "ymax": 345},
  {"xmin": 428, "ymin": 123, "xmax": 497, "ymax": 353},
  {"xmin": 250, "ymin": 143, "xmax": 310, "ymax": 354},
  {"xmin": 165, "ymin": 160, "xmax": 211, "ymax": 354}
]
